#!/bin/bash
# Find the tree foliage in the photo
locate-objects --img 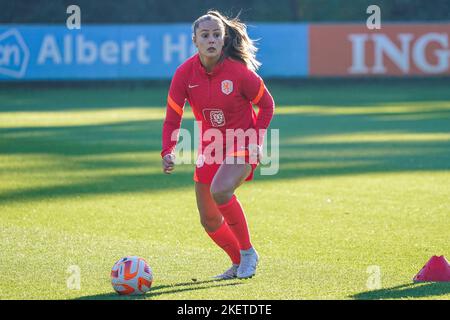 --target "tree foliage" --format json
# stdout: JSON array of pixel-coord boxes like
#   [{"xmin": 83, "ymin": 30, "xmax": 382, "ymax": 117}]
[{"xmin": 1, "ymin": 0, "xmax": 449, "ymax": 23}]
